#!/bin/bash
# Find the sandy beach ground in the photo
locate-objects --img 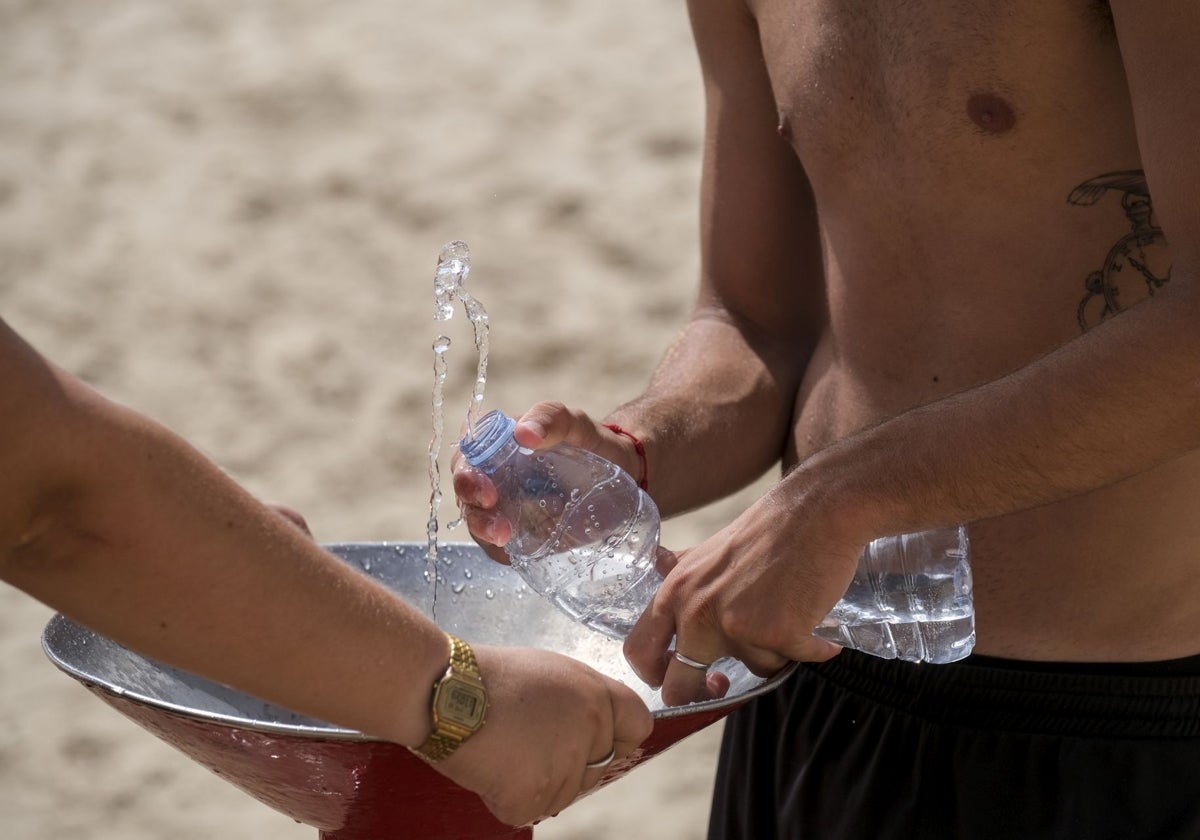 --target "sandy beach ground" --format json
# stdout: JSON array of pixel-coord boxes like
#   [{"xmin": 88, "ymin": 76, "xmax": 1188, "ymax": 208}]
[{"xmin": 0, "ymin": 2, "xmax": 775, "ymax": 837}]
